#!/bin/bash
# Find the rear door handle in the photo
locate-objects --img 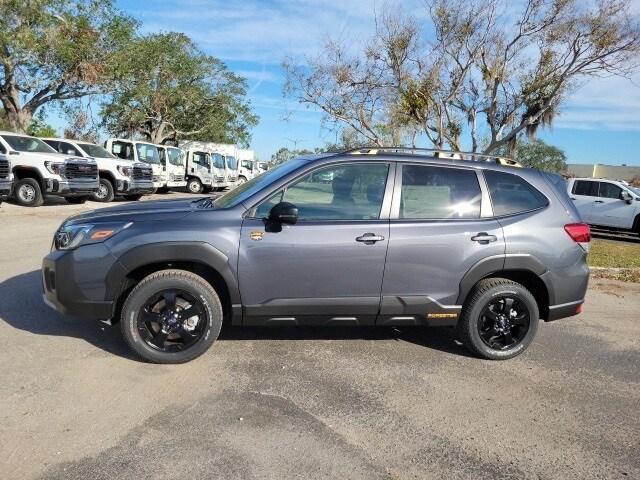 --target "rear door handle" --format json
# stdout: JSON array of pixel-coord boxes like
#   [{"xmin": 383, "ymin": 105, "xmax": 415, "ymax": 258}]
[
  {"xmin": 471, "ymin": 232, "xmax": 497, "ymax": 244},
  {"xmin": 356, "ymin": 233, "xmax": 385, "ymax": 244},
  {"xmin": 594, "ymin": 200, "xmax": 604, "ymax": 203}
]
